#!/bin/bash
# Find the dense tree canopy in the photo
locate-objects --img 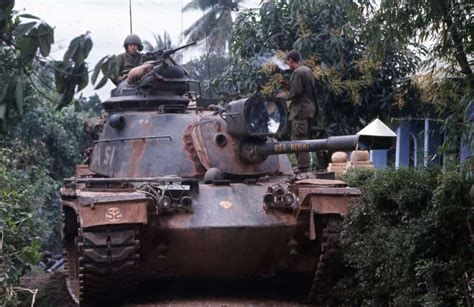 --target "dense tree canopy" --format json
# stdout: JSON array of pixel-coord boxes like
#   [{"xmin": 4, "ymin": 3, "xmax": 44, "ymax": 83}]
[
  {"xmin": 354, "ymin": 0, "xmax": 473, "ymax": 167},
  {"xmin": 0, "ymin": 1, "xmax": 97, "ymax": 302},
  {"xmin": 184, "ymin": 54, "xmax": 232, "ymax": 98},
  {"xmin": 0, "ymin": 0, "xmax": 93, "ymax": 131},
  {"xmin": 0, "ymin": 91, "xmax": 95, "ymax": 305},
  {"xmin": 355, "ymin": 0, "xmax": 472, "ymax": 78},
  {"xmin": 219, "ymin": 0, "xmax": 432, "ymax": 137}
]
